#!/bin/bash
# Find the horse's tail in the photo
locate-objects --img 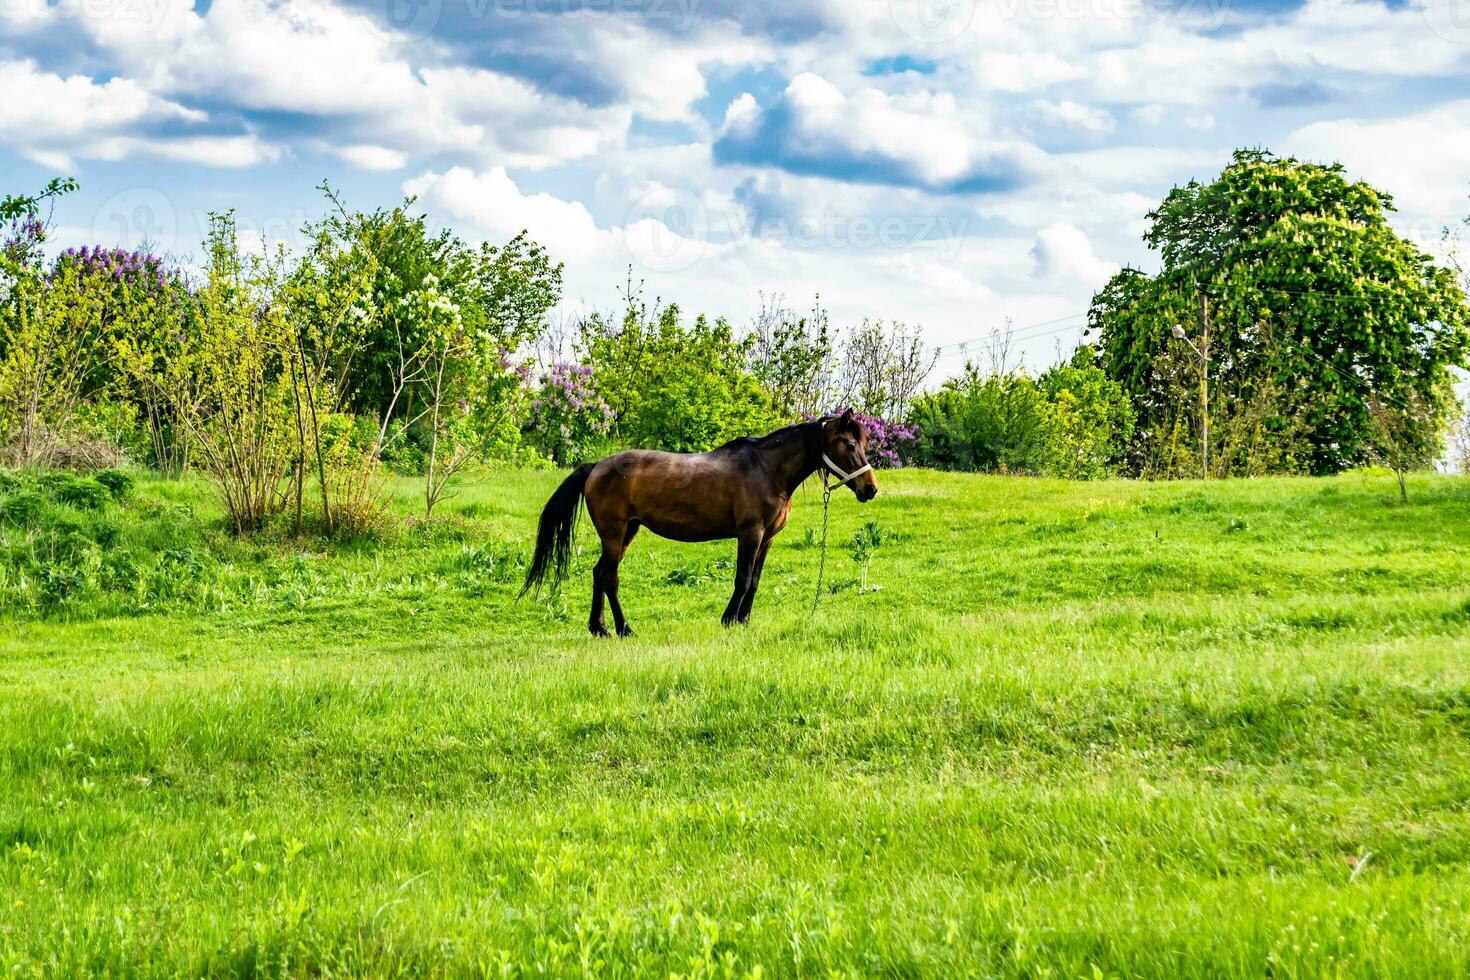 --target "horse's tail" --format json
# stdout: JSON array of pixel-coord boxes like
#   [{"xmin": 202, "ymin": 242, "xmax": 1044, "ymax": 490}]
[{"xmin": 520, "ymin": 462, "xmax": 594, "ymax": 597}]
